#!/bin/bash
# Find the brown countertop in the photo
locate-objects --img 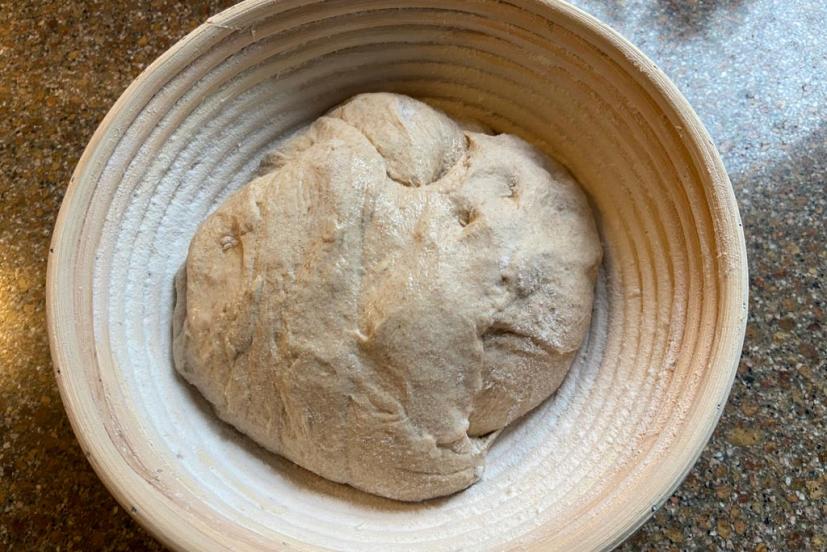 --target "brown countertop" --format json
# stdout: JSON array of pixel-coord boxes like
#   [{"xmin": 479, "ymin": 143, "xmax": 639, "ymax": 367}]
[{"xmin": 1, "ymin": 1, "xmax": 824, "ymax": 550}]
